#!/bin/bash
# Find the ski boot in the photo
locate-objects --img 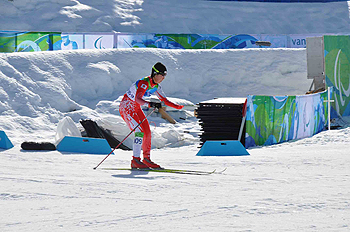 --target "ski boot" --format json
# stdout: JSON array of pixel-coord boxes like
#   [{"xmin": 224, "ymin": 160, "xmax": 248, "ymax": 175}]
[
  {"xmin": 143, "ymin": 158, "xmax": 162, "ymax": 169},
  {"xmin": 131, "ymin": 157, "xmax": 149, "ymax": 169}
]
